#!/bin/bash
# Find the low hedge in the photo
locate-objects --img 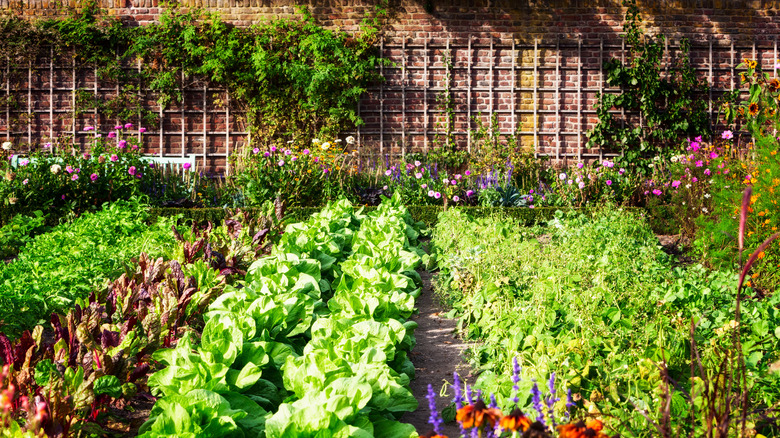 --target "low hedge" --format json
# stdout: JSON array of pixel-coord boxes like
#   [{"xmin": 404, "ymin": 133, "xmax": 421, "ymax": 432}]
[{"xmin": 148, "ymin": 204, "xmax": 680, "ymax": 234}]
